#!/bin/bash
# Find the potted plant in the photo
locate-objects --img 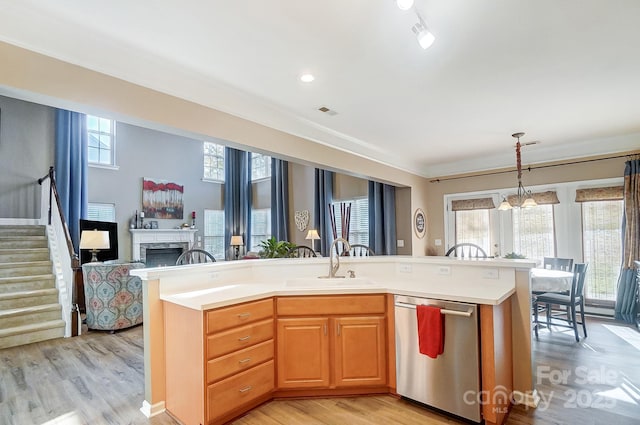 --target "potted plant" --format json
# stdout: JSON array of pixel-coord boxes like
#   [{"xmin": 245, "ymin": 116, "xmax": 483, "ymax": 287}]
[
  {"xmin": 258, "ymin": 237, "xmax": 296, "ymax": 258},
  {"xmin": 503, "ymin": 252, "xmax": 526, "ymax": 259}
]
